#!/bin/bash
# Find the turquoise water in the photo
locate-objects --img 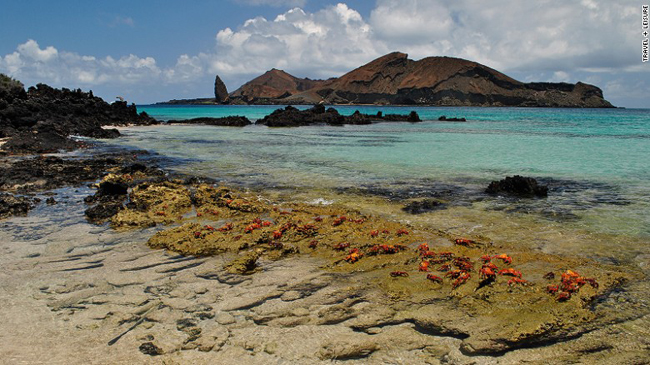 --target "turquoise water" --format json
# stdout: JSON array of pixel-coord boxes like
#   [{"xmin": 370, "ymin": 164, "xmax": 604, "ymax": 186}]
[{"xmin": 114, "ymin": 105, "xmax": 650, "ymax": 239}]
